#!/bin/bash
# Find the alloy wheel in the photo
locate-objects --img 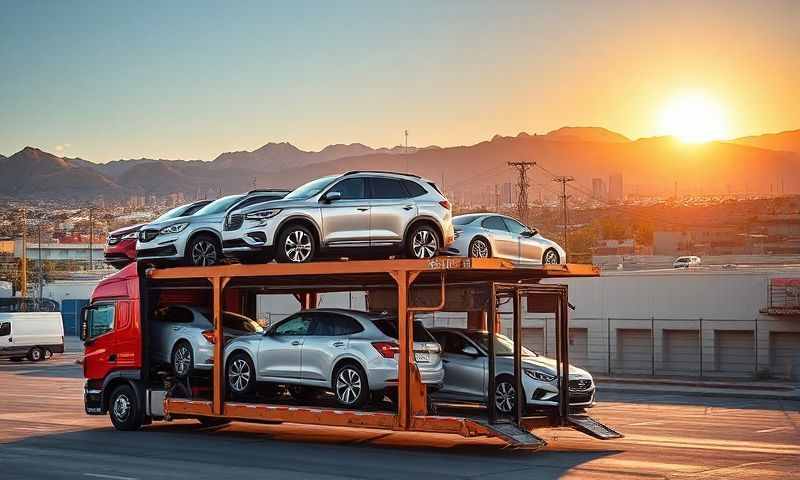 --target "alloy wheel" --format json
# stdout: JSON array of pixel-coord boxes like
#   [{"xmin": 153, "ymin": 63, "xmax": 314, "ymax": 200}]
[
  {"xmin": 228, "ymin": 358, "xmax": 251, "ymax": 393},
  {"xmin": 173, "ymin": 345, "xmax": 192, "ymax": 377},
  {"xmin": 191, "ymin": 240, "xmax": 218, "ymax": 266},
  {"xmin": 30, "ymin": 348, "xmax": 42, "ymax": 361},
  {"xmin": 113, "ymin": 393, "xmax": 131, "ymax": 421},
  {"xmin": 335, "ymin": 367, "xmax": 362, "ymax": 405},
  {"xmin": 495, "ymin": 381, "xmax": 516, "ymax": 414},
  {"xmin": 543, "ymin": 249, "xmax": 560, "ymax": 264},
  {"xmin": 470, "ymin": 239, "xmax": 489, "ymax": 258},
  {"xmin": 285, "ymin": 230, "xmax": 312, "ymax": 262},
  {"xmin": 412, "ymin": 229, "xmax": 438, "ymax": 258}
]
